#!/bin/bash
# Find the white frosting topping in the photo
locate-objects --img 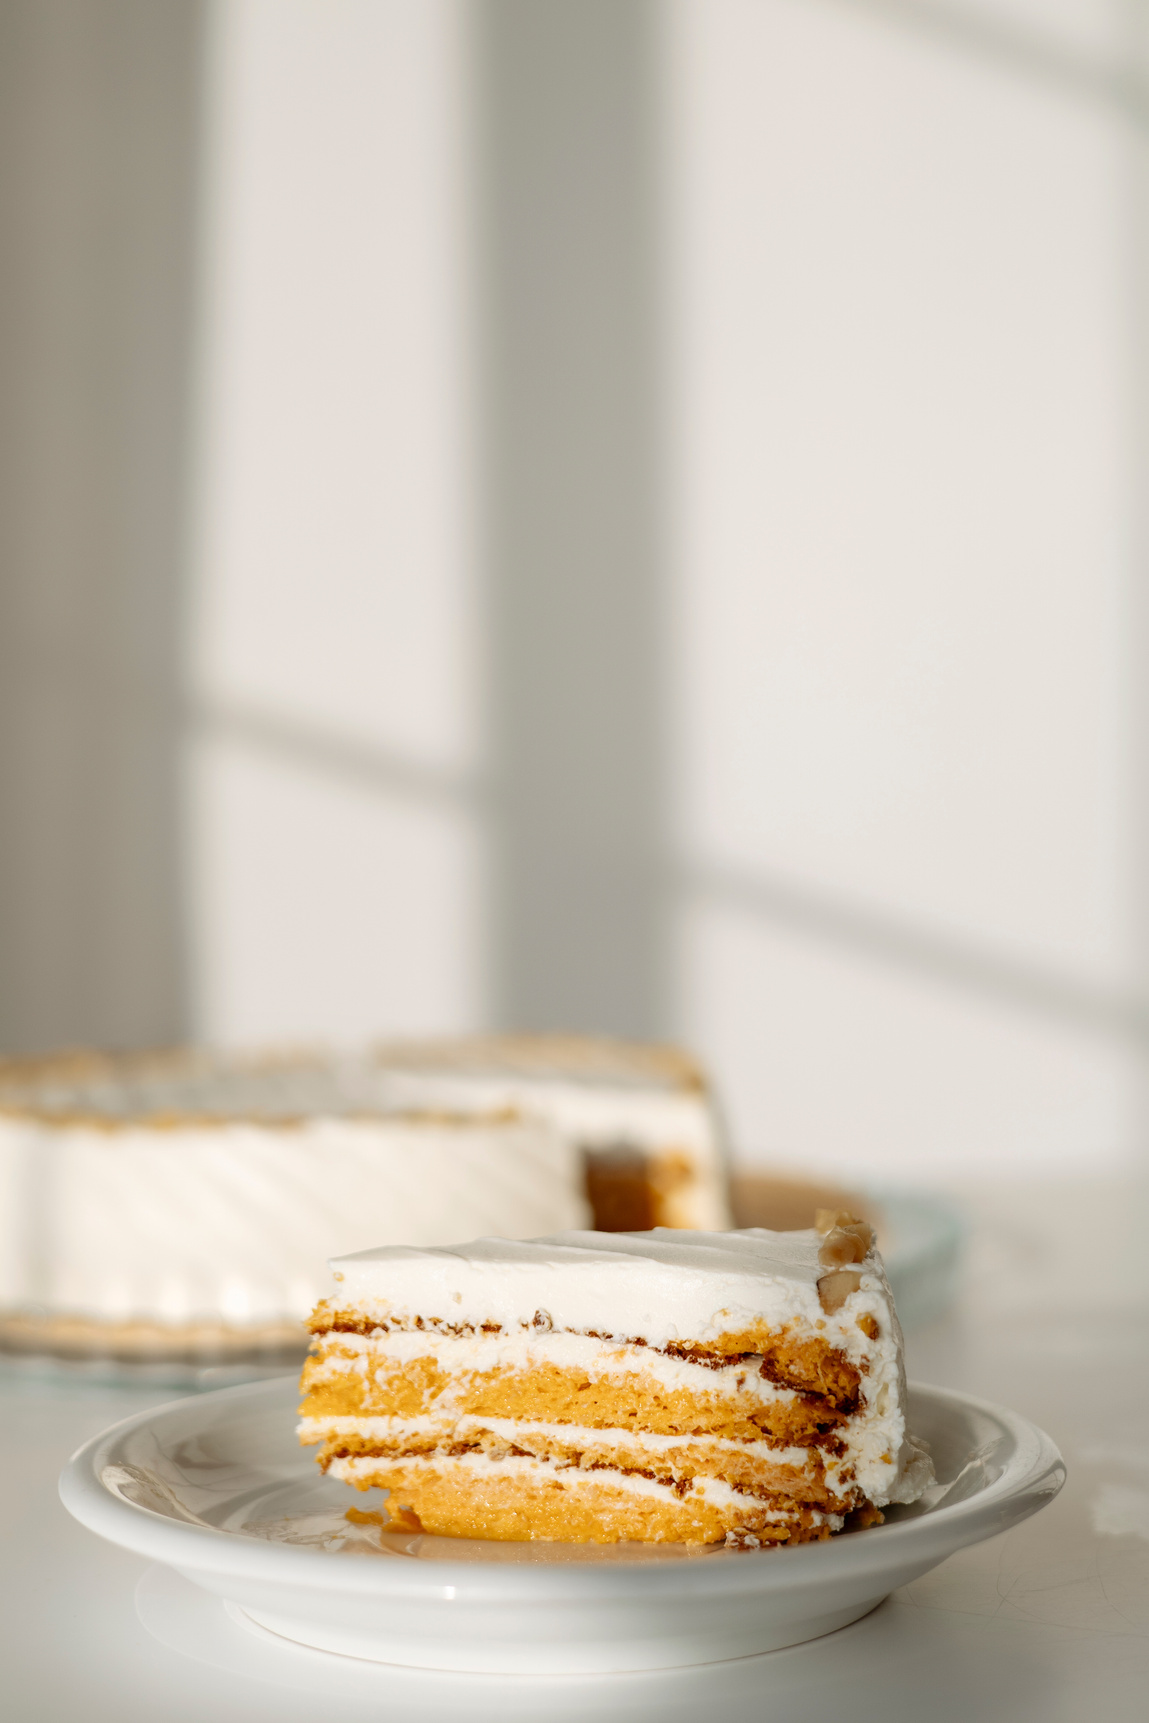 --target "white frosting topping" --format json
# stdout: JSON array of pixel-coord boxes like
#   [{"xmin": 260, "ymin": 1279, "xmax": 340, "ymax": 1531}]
[{"xmin": 331, "ymin": 1228, "xmax": 829, "ymax": 1343}]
